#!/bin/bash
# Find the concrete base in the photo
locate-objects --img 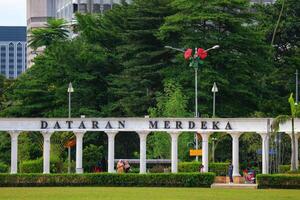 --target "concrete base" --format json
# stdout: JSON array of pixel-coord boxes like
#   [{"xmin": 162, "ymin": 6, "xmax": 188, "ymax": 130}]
[
  {"xmin": 76, "ymin": 168, "xmax": 83, "ymax": 174},
  {"xmin": 211, "ymin": 183, "xmax": 257, "ymax": 189},
  {"xmin": 215, "ymin": 176, "xmax": 245, "ymax": 184}
]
